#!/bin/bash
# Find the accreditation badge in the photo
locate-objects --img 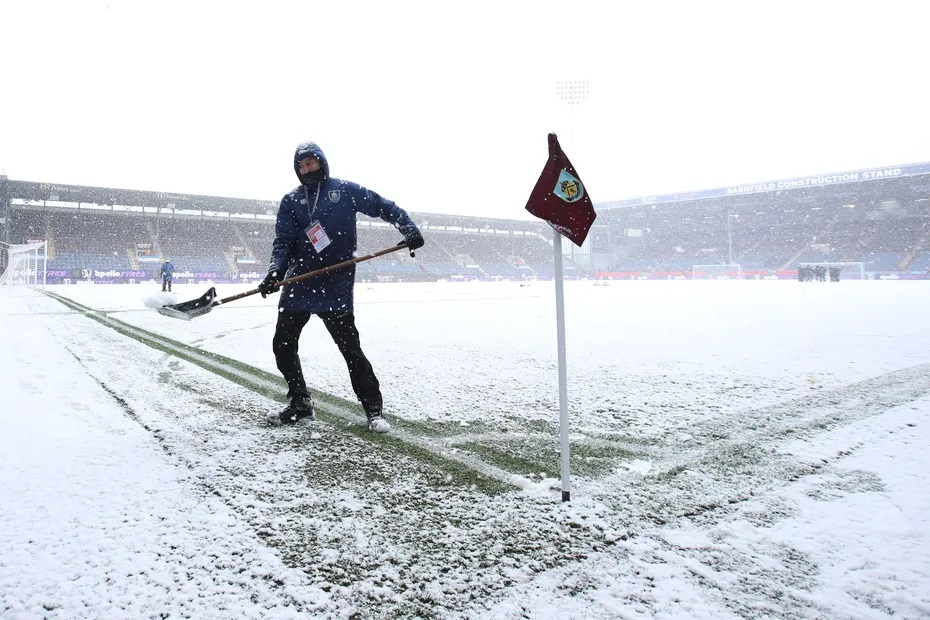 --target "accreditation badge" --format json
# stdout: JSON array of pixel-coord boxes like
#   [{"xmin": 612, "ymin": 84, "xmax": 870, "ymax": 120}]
[{"xmin": 304, "ymin": 221, "xmax": 331, "ymax": 252}]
